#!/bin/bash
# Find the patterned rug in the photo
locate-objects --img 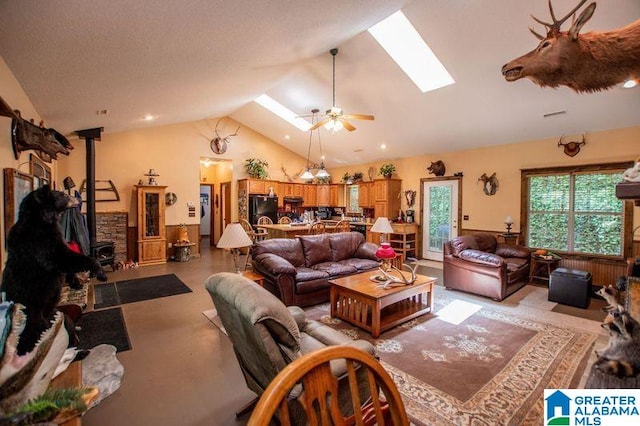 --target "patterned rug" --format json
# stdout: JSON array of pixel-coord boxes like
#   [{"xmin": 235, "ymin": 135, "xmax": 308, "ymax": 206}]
[{"xmin": 305, "ymin": 291, "xmax": 598, "ymax": 425}]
